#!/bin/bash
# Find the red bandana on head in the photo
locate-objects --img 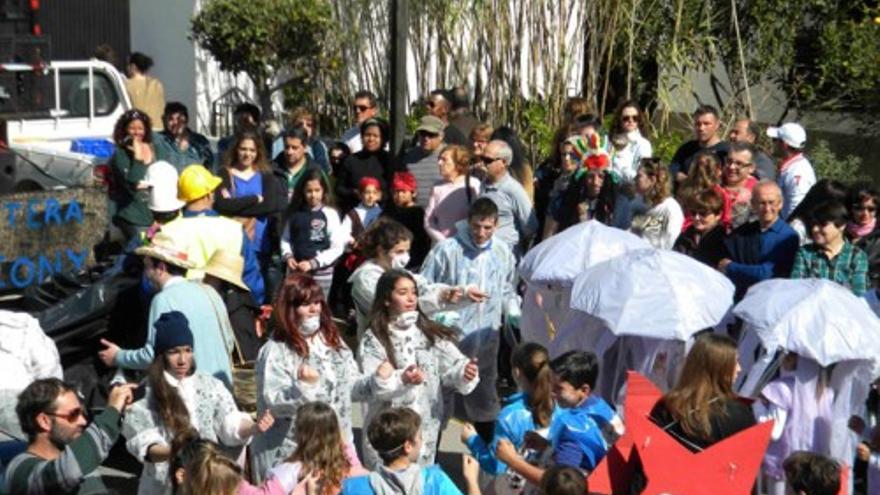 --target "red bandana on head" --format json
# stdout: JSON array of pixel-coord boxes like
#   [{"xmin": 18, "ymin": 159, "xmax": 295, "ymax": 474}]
[{"xmin": 588, "ymin": 372, "xmax": 775, "ymax": 495}]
